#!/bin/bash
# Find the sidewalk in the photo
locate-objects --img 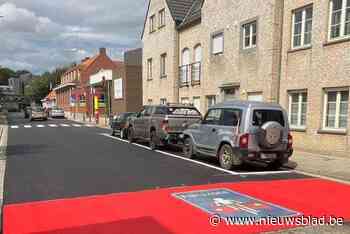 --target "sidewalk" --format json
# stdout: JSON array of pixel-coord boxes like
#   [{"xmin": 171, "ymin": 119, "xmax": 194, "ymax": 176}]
[
  {"xmin": 0, "ymin": 111, "xmax": 8, "ymax": 231},
  {"xmin": 287, "ymin": 150, "xmax": 350, "ymax": 184}
]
